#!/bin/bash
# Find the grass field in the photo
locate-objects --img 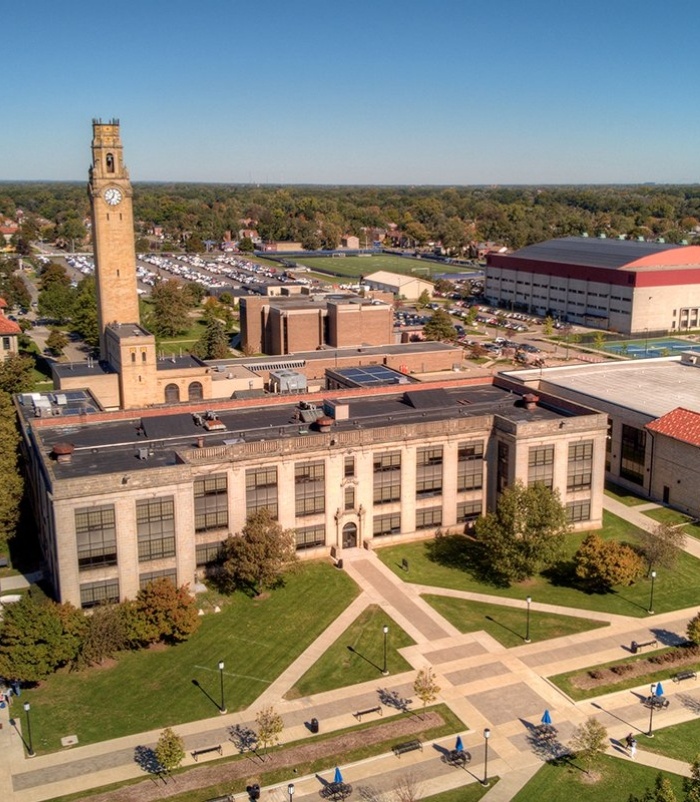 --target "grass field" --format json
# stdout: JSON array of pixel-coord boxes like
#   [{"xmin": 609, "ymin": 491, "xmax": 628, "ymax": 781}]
[
  {"xmin": 422, "ymin": 595, "xmax": 608, "ymax": 648},
  {"xmin": 604, "ymin": 482, "xmax": 647, "ymax": 507},
  {"xmin": 512, "ymin": 754, "xmax": 685, "ymax": 802},
  {"xmin": 22, "ymin": 563, "xmax": 359, "ymax": 752},
  {"xmin": 643, "ymin": 507, "xmax": 700, "ymax": 540},
  {"xmin": 298, "ymin": 254, "xmax": 446, "ymax": 280},
  {"xmin": 287, "ymin": 604, "xmax": 416, "ymax": 698},
  {"xmin": 376, "ymin": 512, "xmax": 700, "ymax": 618}
]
